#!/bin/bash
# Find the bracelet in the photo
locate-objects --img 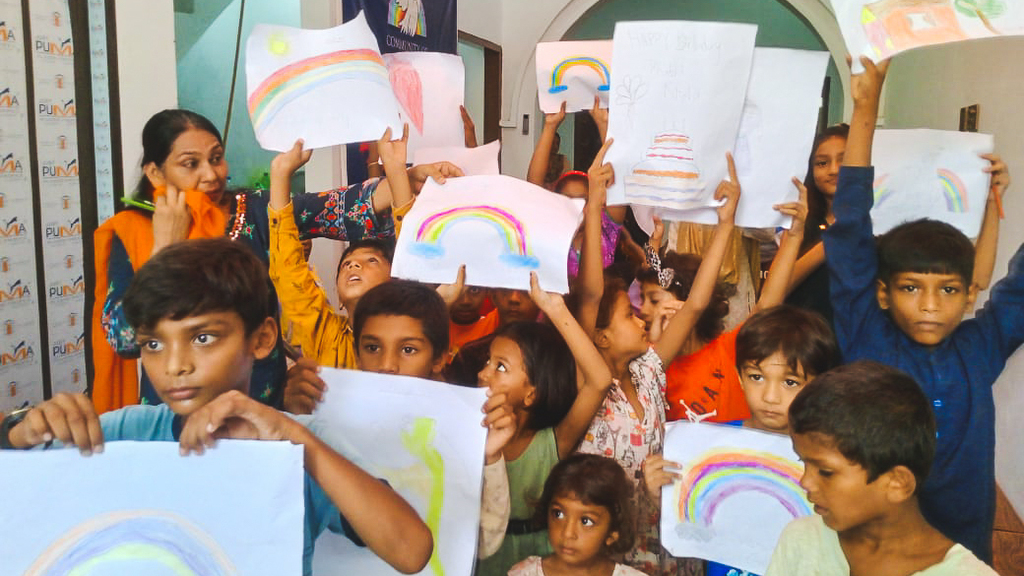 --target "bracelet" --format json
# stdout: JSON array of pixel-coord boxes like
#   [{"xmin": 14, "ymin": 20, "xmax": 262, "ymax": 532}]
[{"xmin": 0, "ymin": 407, "xmax": 31, "ymax": 449}]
